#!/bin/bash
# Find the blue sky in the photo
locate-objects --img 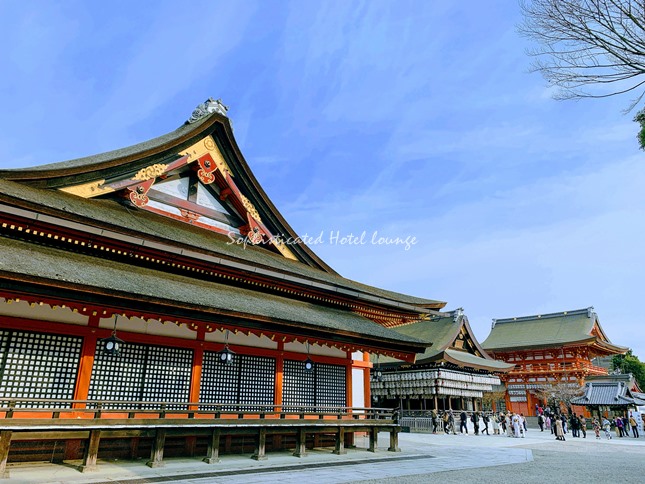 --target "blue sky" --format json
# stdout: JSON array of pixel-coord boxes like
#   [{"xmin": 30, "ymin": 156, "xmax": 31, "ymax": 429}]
[{"xmin": 1, "ymin": 1, "xmax": 643, "ymax": 358}]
